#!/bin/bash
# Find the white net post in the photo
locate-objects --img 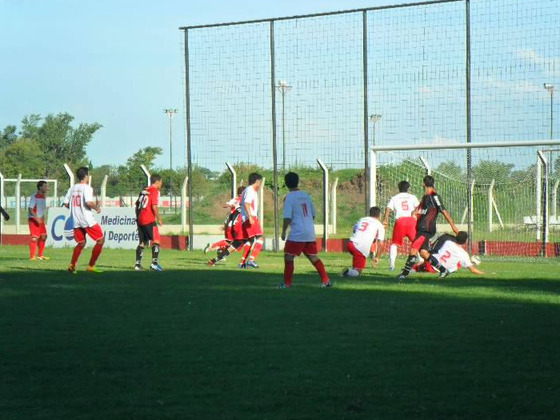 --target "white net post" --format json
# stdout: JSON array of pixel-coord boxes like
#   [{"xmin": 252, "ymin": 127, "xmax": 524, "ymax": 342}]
[
  {"xmin": 317, "ymin": 159, "xmax": 329, "ymax": 252},
  {"xmin": 15, "ymin": 174, "xmax": 22, "ymax": 234}
]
